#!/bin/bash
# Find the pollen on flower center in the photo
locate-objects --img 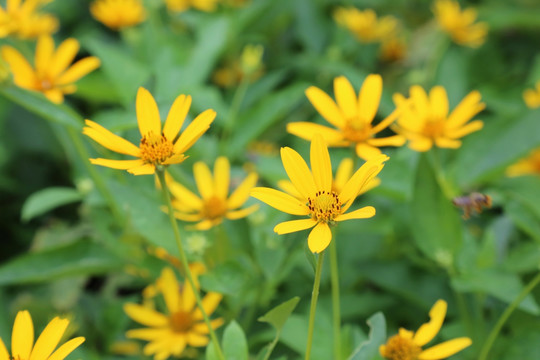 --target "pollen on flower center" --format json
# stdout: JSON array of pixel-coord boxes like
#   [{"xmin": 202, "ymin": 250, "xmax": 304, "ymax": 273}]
[
  {"xmin": 380, "ymin": 334, "xmax": 422, "ymax": 360},
  {"xmin": 203, "ymin": 196, "xmax": 227, "ymax": 220},
  {"xmin": 140, "ymin": 132, "xmax": 174, "ymax": 164},
  {"xmin": 307, "ymin": 190, "xmax": 342, "ymax": 222},
  {"xmin": 170, "ymin": 310, "xmax": 194, "ymax": 333},
  {"xmin": 343, "ymin": 121, "xmax": 371, "ymax": 143}
]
